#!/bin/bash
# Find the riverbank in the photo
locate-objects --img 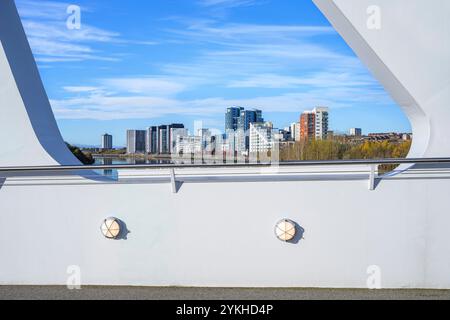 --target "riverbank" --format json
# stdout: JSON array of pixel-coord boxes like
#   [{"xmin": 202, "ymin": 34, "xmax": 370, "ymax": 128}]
[{"xmin": 92, "ymin": 153, "xmax": 173, "ymax": 160}]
